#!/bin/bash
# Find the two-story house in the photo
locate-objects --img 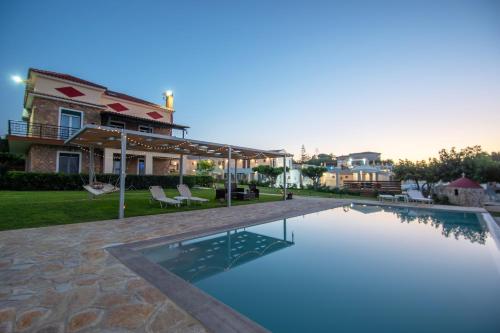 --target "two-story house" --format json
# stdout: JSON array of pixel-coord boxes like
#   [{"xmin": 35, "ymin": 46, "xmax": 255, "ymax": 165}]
[{"xmin": 7, "ymin": 68, "xmax": 188, "ymax": 175}]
